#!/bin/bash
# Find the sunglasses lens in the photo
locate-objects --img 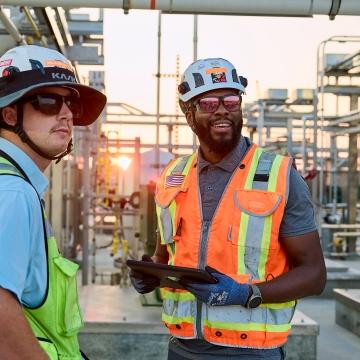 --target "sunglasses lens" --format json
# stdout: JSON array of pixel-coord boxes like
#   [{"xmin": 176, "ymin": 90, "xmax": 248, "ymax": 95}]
[
  {"xmin": 198, "ymin": 97, "xmax": 220, "ymax": 113},
  {"xmin": 29, "ymin": 94, "xmax": 82, "ymax": 119},
  {"xmin": 35, "ymin": 94, "xmax": 63, "ymax": 115},
  {"xmin": 223, "ymin": 95, "xmax": 240, "ymax": 111},
  {"xmin": 65, "ymin": 97, "xmax": 82, "ymax": 119}
]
